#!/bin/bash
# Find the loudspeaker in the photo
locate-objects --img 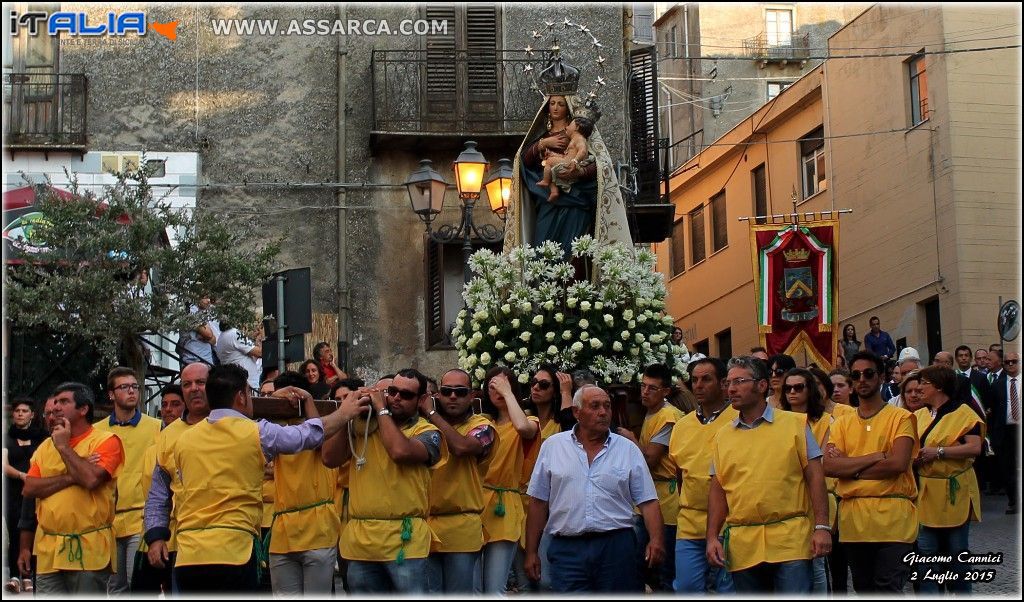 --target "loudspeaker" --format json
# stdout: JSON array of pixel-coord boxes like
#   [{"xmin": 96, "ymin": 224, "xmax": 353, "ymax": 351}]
[
  {"xmin": 263, "ymin": 334, "xmax": 306, "ymax": 368},
  {"xmin": 262, "ymin": 267, "xmax": 312, "ymax": 338}
]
